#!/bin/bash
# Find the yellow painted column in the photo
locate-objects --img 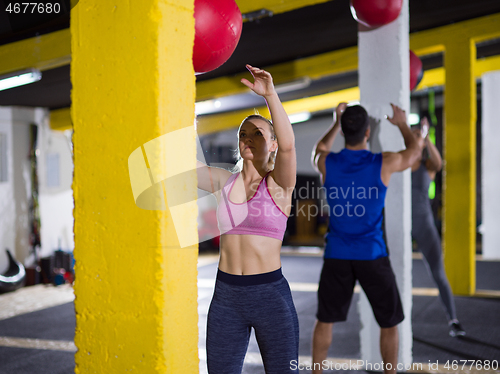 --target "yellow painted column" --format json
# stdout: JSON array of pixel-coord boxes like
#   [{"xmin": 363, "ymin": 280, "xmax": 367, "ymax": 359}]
[
  {"xmin": 71, "ymin": 0, "xmax": 198, "ymax": 373},
  {"xmin": 442, "ymin": 36, "xmax": 476, "ymax": 295}
]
